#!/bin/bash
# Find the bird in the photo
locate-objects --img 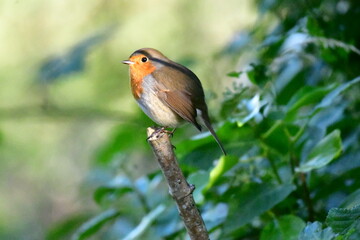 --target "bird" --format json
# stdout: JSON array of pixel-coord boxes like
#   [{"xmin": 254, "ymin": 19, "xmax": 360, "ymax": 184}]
[{"xmin": 122, "ymin": 48, "xmax": 226, "ymax": 155}]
